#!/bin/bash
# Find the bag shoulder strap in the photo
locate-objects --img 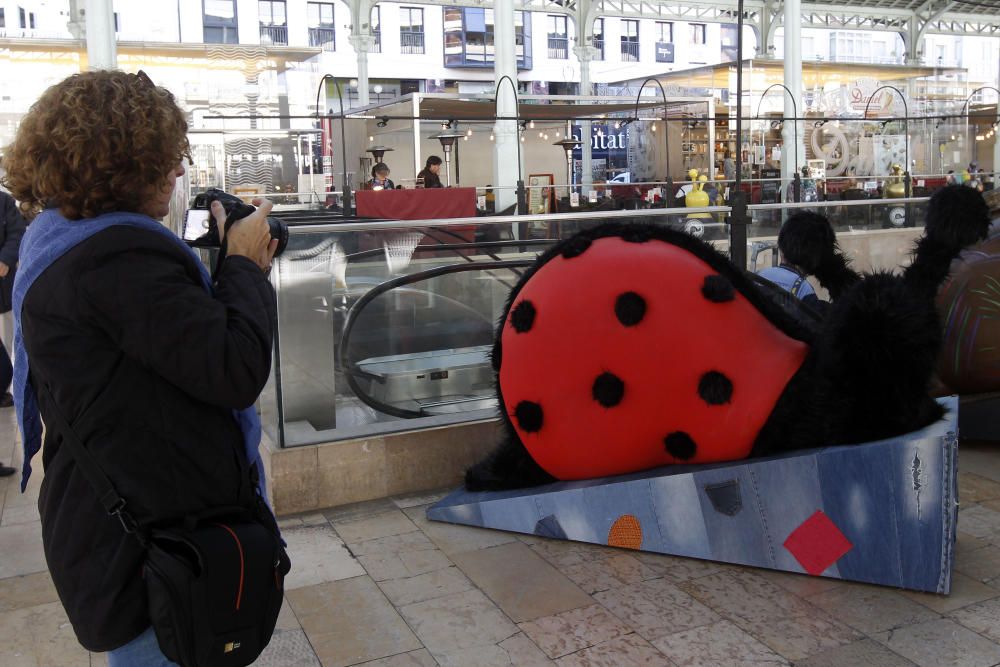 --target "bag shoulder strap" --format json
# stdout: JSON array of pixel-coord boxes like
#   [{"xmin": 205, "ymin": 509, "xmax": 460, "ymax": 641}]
[
  {"xmin": 779, "ymin": 264, "xmax": 807, "ymax": 298},
  {"xmin": 38, "ymin": 383, "xmax": 141, "ymax": 536},
  {"xmin": 789, "ymin": 274, "xmax": 806, "ymax": 297}
]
